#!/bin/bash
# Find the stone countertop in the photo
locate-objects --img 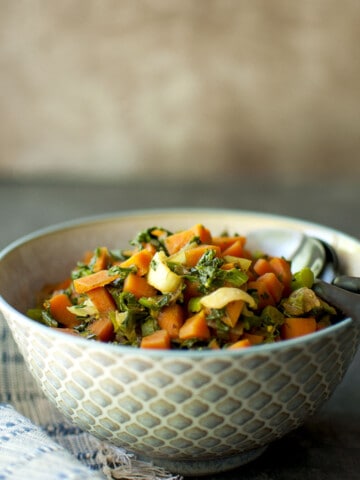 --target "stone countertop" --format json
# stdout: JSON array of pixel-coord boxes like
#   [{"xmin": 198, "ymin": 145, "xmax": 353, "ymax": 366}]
[{"xmin": 0, "ymin": 178, "xmax": 359, "ymax": 480}]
